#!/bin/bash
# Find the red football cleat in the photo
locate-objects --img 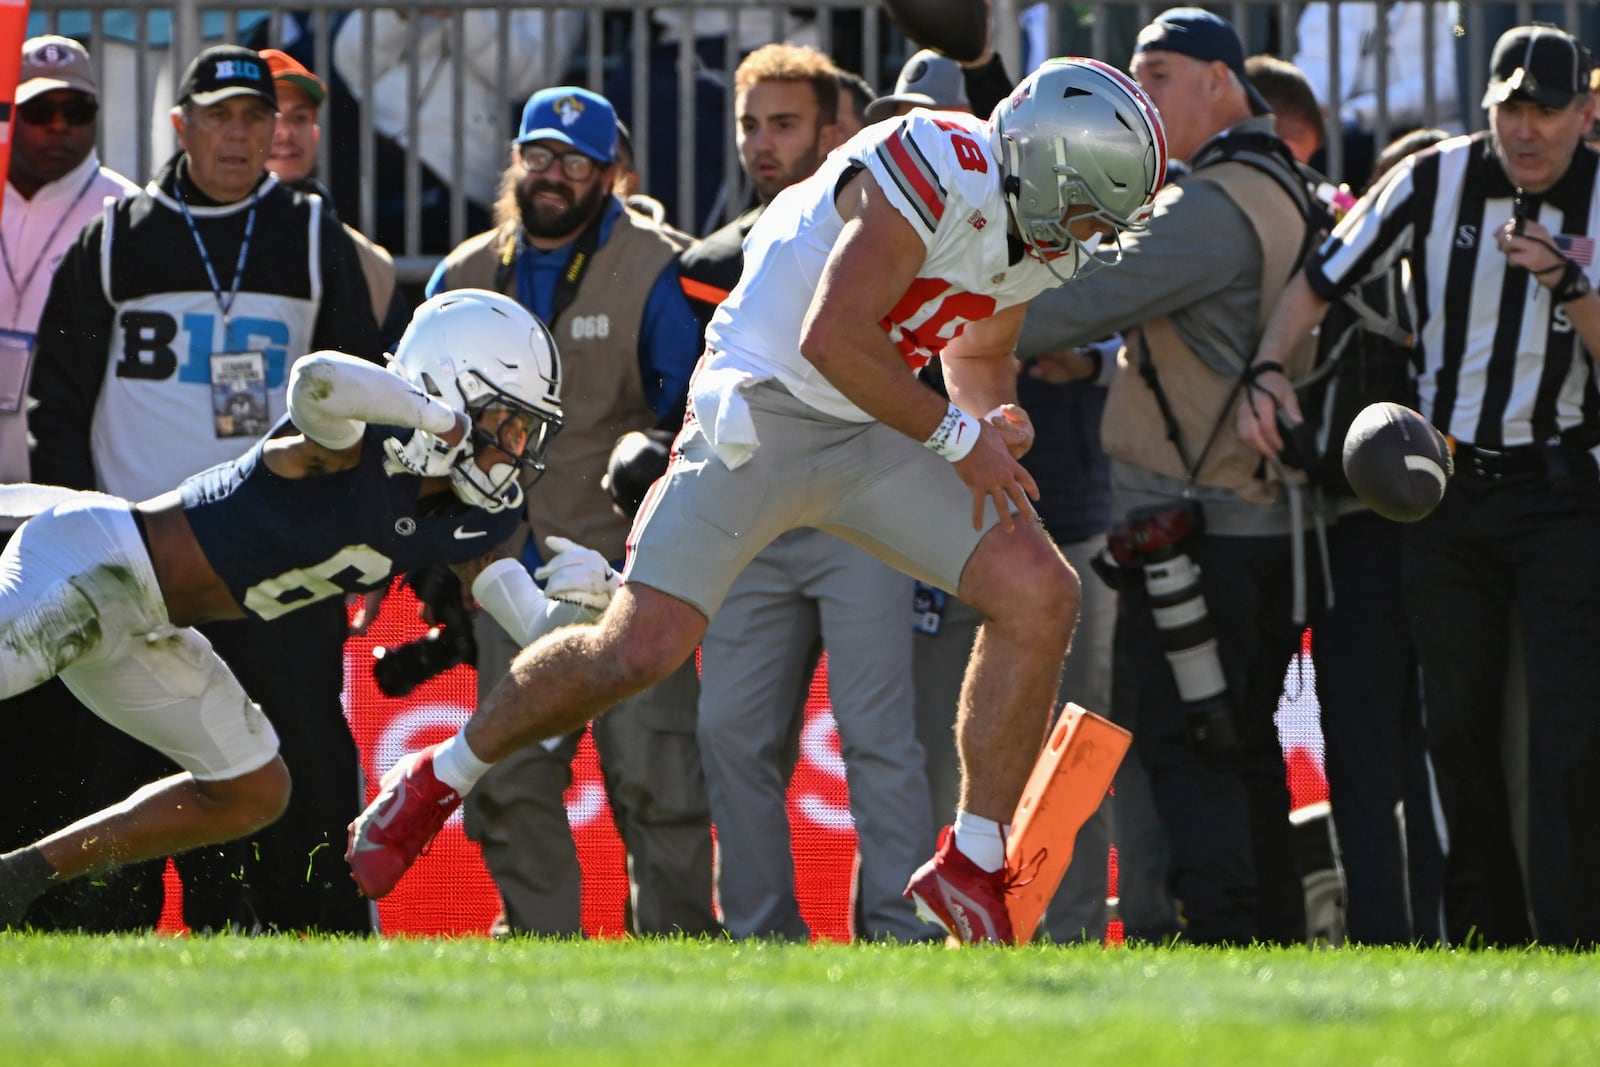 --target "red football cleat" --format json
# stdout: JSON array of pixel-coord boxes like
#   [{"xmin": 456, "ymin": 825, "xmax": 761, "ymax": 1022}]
[
  {"xmin": 904, "ymin": 825, "xmax": 1016, "ymax": 945},
  {"xmin": 346, "ymin": 745, "xmax": 461, "ymax": 899}
]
